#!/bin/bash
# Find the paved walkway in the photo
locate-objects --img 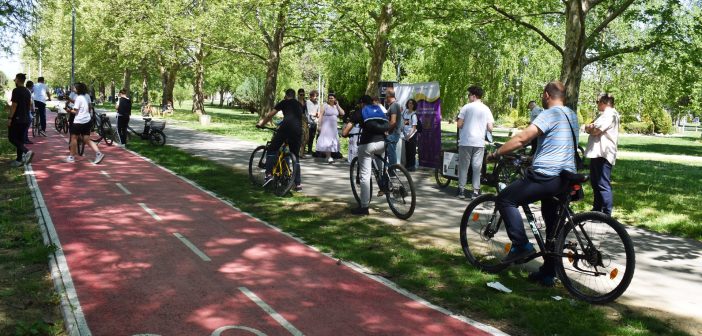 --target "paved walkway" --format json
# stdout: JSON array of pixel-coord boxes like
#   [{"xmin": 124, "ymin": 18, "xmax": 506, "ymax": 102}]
[
  {"xmin": 115, "ymin": 112, "xmax": 701, "ymax": 332},
  {"xmin": 26, "ymin": 114, "xmax": 503, "ymax": 336}
]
